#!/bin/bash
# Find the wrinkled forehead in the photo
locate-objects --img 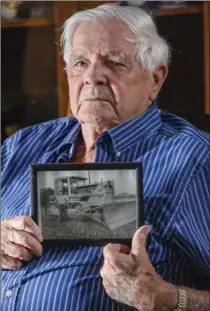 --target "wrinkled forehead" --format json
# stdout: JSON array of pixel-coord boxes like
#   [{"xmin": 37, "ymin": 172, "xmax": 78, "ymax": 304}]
[
  {"xmin": 72, "ymin": 19, "xmax": 136, "ymax": 56},
  {"xmin": 70, "ymin": 48, "xmax": 131, "ymax": 64}
]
